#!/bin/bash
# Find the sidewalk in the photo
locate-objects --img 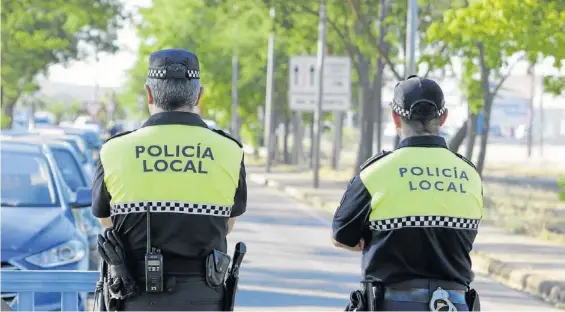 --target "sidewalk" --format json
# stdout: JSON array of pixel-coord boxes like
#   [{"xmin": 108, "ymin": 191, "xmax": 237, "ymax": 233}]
[{"xmin": 247, "ymin": 165, "xmax": 565, "ymax": 308}]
